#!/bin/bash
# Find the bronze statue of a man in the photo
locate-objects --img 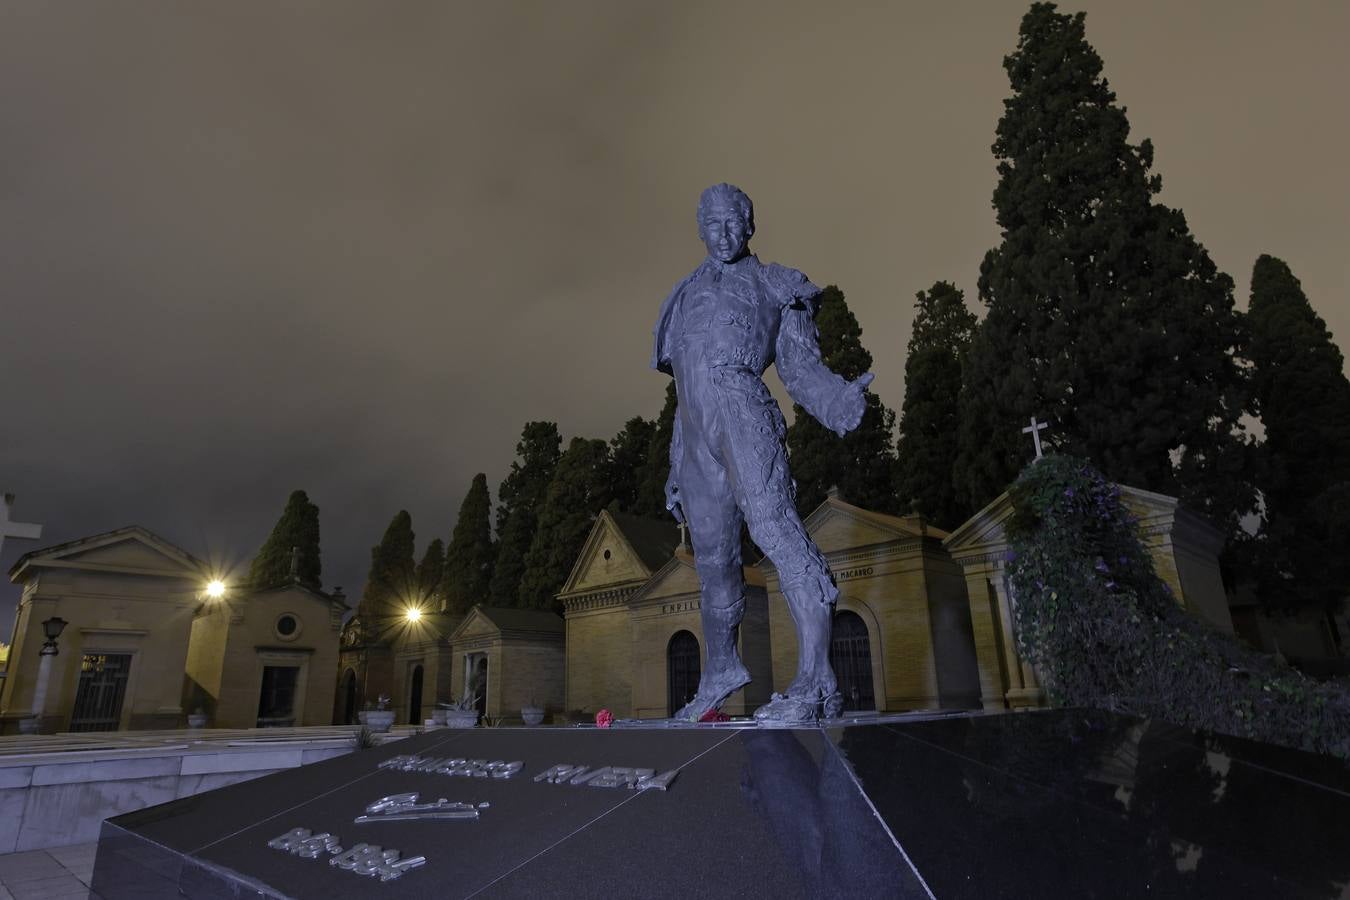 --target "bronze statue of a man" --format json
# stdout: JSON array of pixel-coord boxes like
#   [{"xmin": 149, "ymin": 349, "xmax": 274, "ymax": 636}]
[{"xmin": 652, "ymin": 183, "xmax": 873, "ymax": 723}]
